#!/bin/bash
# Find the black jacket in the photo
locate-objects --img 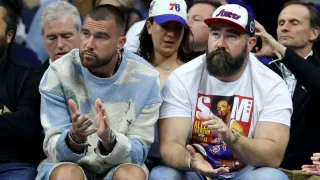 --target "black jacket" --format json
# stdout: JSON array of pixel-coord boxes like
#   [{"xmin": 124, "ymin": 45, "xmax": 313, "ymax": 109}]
[
  {"xmin": 269, "ymin": 48, "xmax": 320, "ymax": 170},
  {"xmin": 0, "ymin": 55, "xmax": 45, "ymax": 165}
]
